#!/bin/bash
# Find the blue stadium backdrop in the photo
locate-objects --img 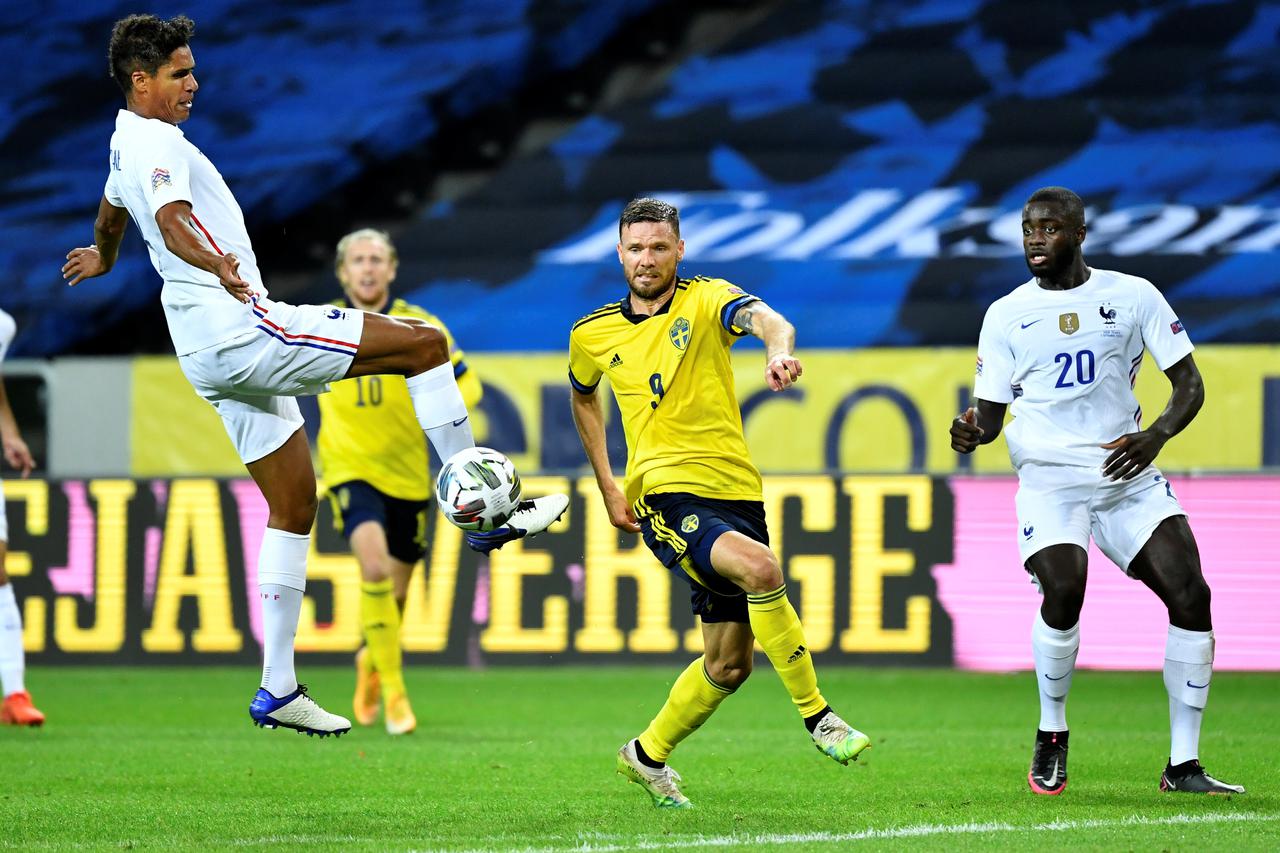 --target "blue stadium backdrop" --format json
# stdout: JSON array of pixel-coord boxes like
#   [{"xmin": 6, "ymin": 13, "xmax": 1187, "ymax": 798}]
[{"xmin": 2, "ymin": 0, "xmax": 1277, "ymax": 356}]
